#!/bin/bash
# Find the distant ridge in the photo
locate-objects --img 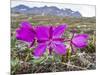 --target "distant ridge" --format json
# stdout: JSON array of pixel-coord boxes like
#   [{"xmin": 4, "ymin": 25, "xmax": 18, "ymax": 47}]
[{"xmin": 11, "ymin": 4, "xmax": 82, "ymax": 18}]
